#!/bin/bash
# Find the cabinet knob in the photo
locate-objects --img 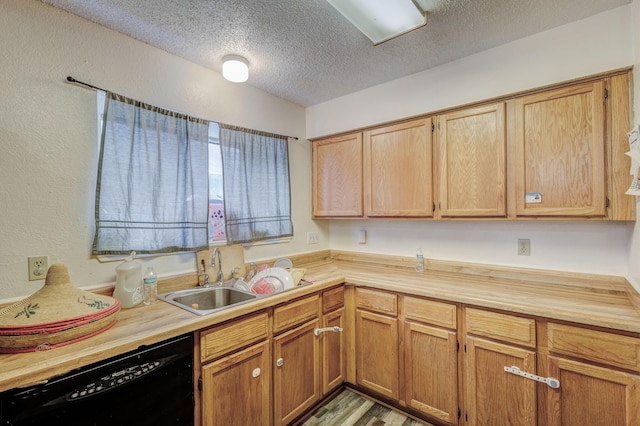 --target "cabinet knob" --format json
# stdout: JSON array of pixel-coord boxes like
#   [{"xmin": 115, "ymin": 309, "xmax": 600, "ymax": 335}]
[
  {"xmin": 276, "ymin": 358, "xmax": 284, "ymax": 367},
  {"xmin": 252, "ymin": 368, "xmax": 261, "ymax": 378}
]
